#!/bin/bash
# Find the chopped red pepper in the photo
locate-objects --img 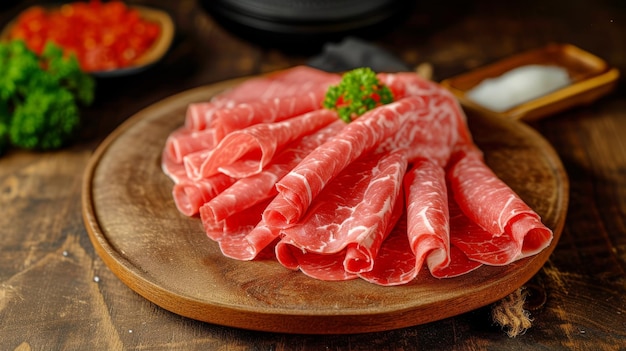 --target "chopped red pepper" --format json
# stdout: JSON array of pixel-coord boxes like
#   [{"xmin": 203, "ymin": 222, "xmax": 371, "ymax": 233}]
[{"xmin": 8, "ymin": 0, "xmax": 161, "ymax": 72}]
